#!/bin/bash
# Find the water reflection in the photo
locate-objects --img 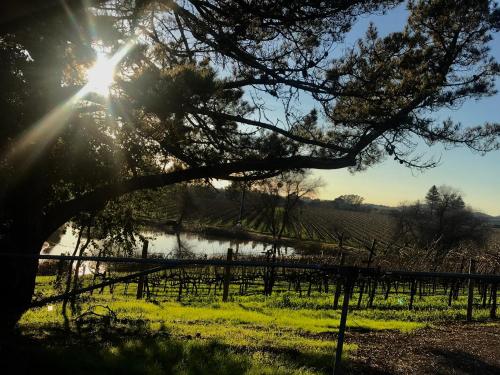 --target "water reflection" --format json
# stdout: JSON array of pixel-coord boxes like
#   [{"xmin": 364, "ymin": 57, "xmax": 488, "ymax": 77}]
[{"xmin": 47, "ymin": 228, "xmax": 296, "ymax": 258}]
